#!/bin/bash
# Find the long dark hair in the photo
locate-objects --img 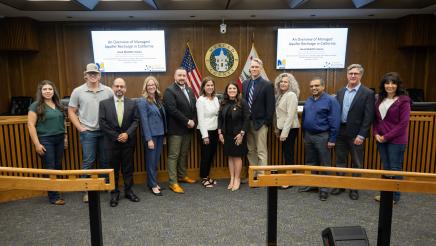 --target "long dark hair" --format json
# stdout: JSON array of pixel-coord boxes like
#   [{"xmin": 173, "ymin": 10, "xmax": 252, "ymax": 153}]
[
  {"xmin": 200, "ymin": 77, "xmax": 216, "ymax": 97},
  {"xmin": 35, "ymin": 80, "xmax": 62, "ymax": 122},
  {"xmin": 378, "ymin": 72, "xmax": 408, "ymax": 101},
  {"xmin": 221, "ymin": 82, "xmax": 242, "ymax": 108}
]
